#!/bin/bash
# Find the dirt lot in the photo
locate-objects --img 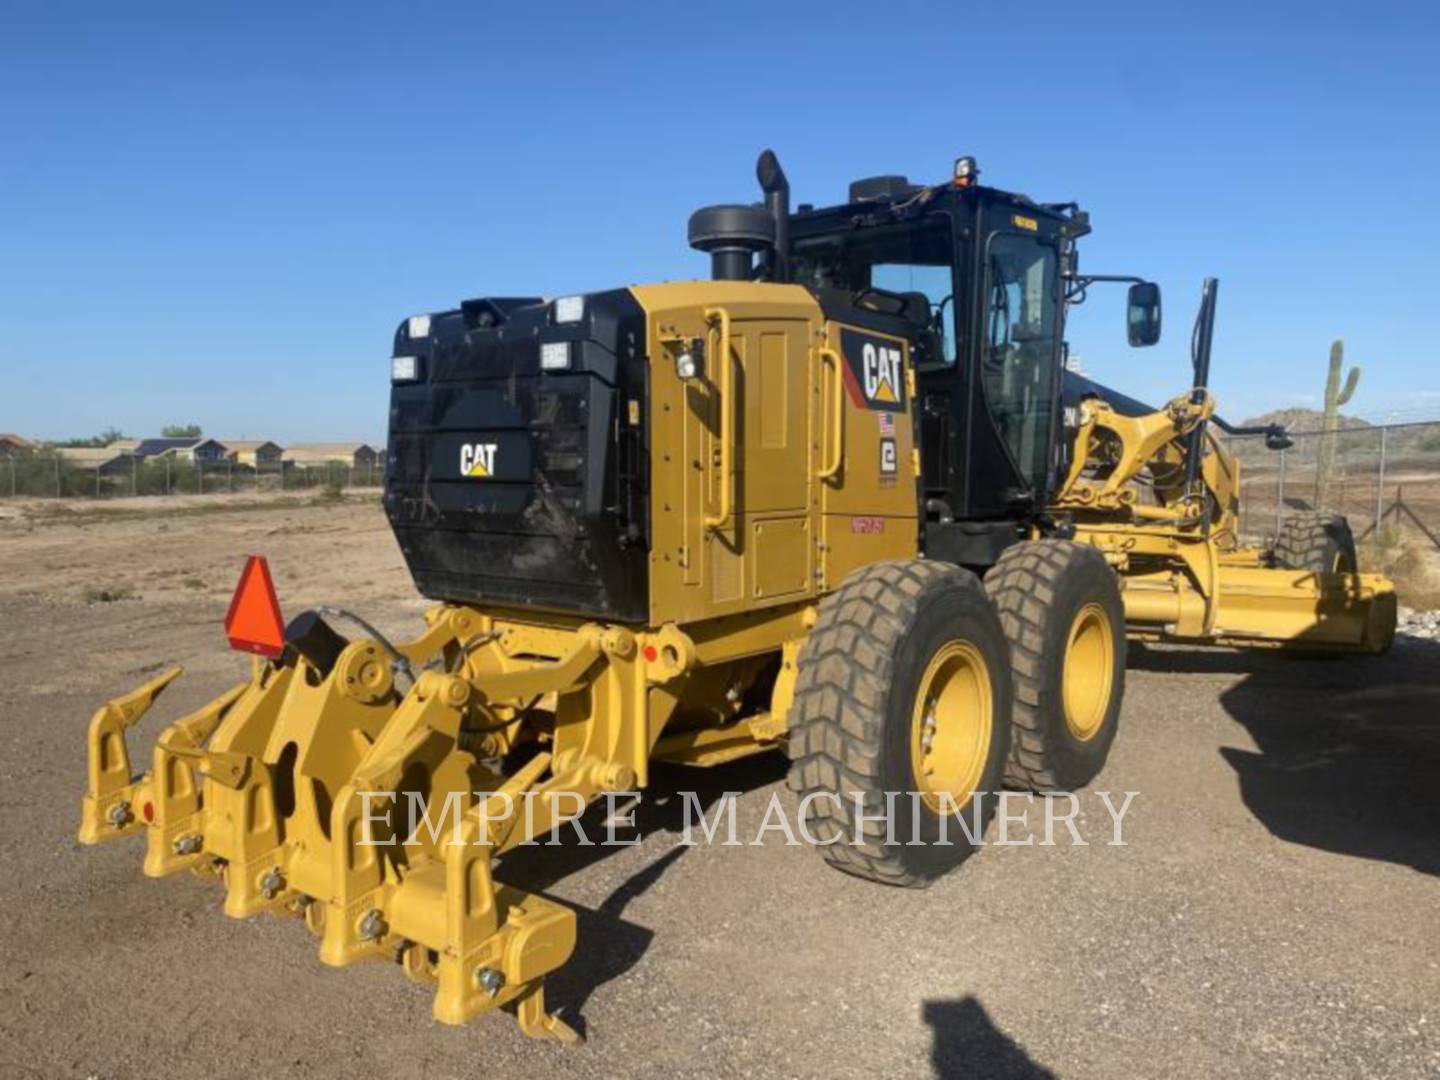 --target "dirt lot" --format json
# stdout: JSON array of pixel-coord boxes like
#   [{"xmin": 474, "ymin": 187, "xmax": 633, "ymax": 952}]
[{"xmin": 1, "ymin": 495, "xmax": 1437, "ymax": 1079}]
